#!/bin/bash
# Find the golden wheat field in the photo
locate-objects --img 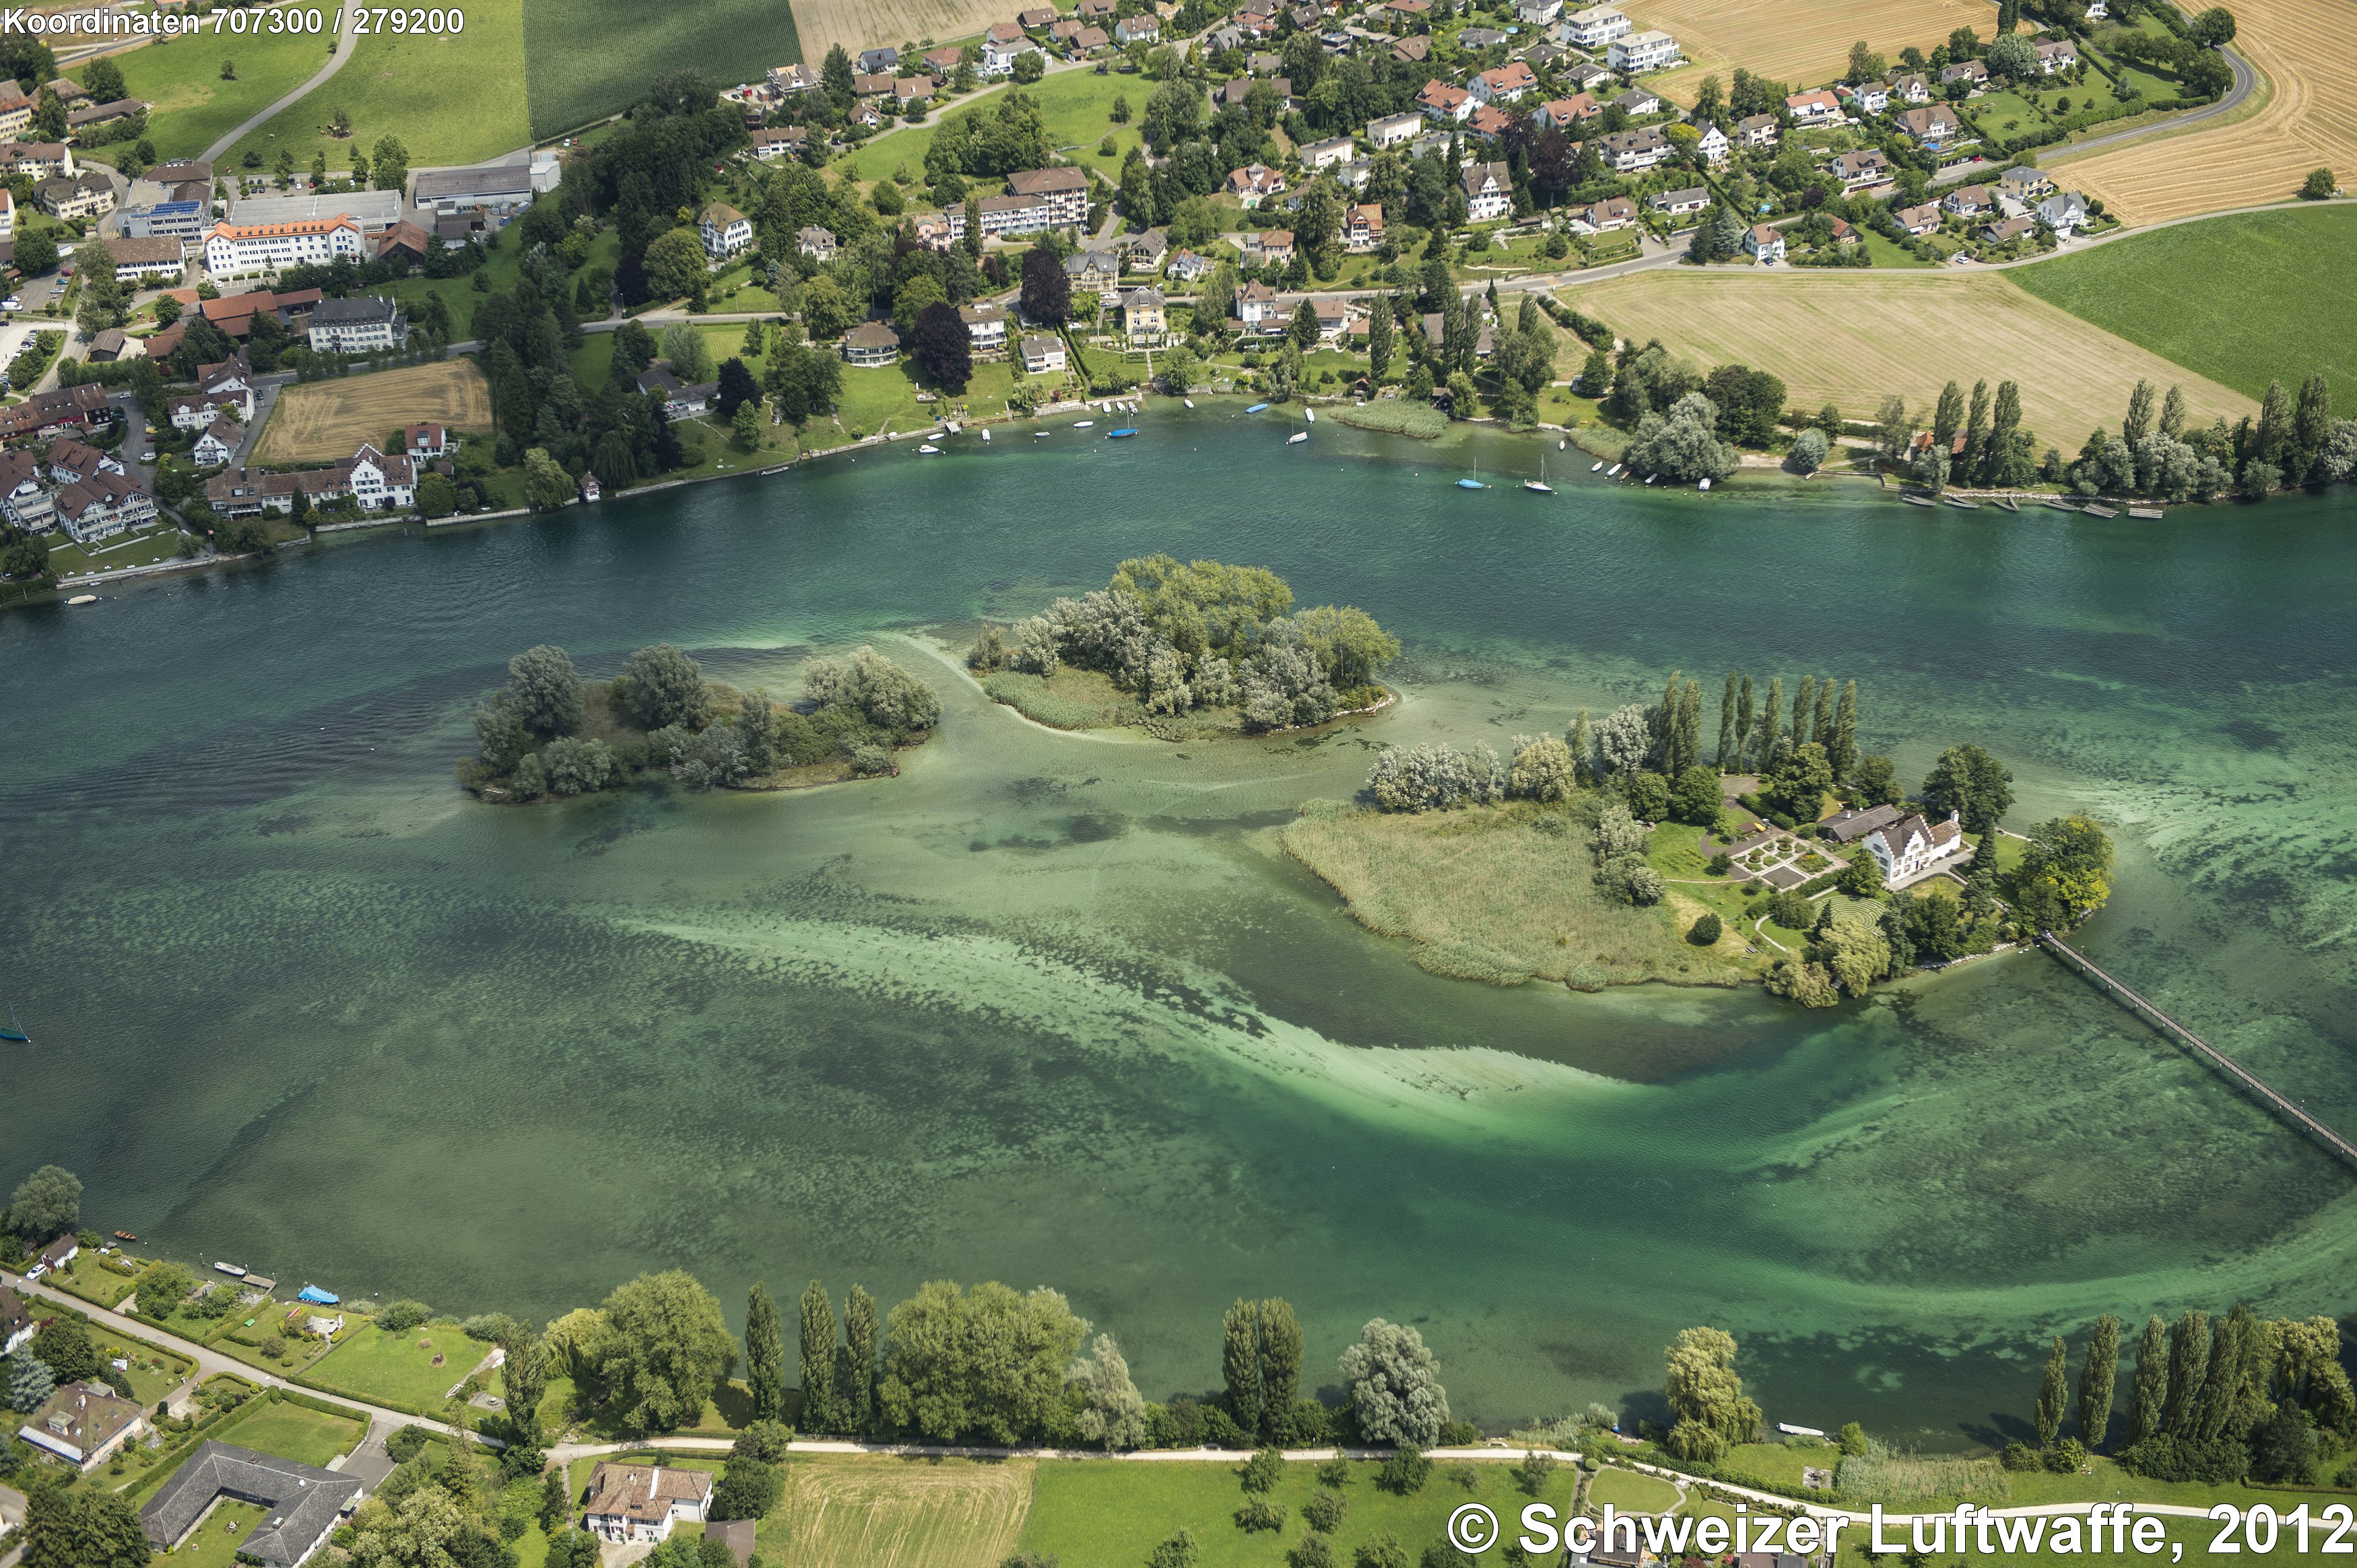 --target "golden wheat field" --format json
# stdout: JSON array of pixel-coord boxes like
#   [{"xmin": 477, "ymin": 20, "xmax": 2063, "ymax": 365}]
[
  {"xmin": 1571, "ymin": 267, "xmax": 2256, "ymax": 440},
  {"xmin": 791, "ymin": 0, "xmax": 1012, "ymax": 60},
  {"xmin": 1636, "ymin": 0, "xmax": 1993, "ymax": 106},
  {"xmin": 2056, "ymin": 0, "xmax": 2357, "ymax": 222},
  {"xmin": 251, "ymin": 362, "xmax": 493, "ymax": 465},
  {"xmin": 756, "ymin": 1458, "xmax": 1034, "ymax": 1568}
]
